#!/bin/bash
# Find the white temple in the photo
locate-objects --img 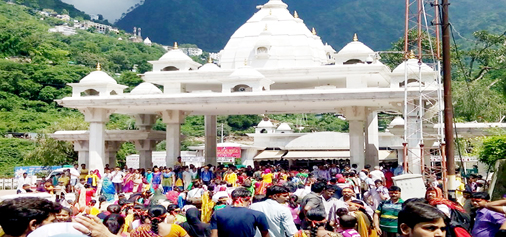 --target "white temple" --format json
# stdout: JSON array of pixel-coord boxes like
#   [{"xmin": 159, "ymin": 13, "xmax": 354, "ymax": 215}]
[{"xmin": 55, "ymin": 0, "xmax": 445, "ymax": 173}]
